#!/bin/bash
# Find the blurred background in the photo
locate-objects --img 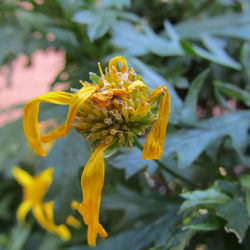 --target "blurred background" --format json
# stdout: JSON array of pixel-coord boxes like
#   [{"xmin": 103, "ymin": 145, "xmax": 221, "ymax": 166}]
[{"xmin": 1, "ymin": 0, "xmax": 250, "ymax": 249}]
